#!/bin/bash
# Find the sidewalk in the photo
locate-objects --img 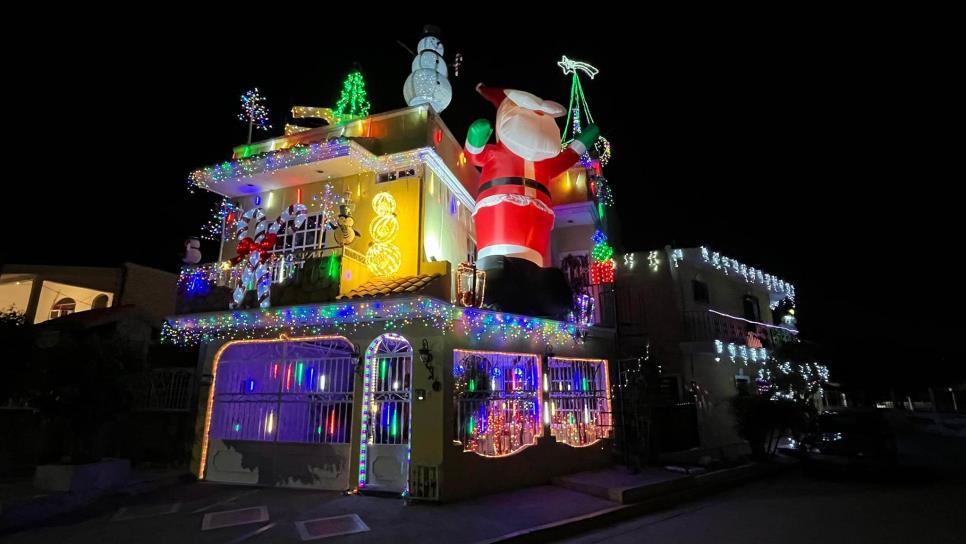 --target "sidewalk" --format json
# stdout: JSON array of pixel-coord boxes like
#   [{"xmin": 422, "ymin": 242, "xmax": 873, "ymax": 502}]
[
  {"xmin": 2, "ymin": 462, "xmax": 789, "ymax": 542},
  {"xmin": 0, "ymin": 466, "xmax": 189, "ymax": 532}
]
